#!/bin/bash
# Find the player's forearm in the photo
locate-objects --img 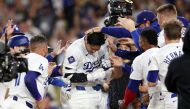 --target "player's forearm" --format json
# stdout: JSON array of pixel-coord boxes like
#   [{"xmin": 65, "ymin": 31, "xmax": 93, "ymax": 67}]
[
  {"xmin": 46, "ymin": 54, "xmax": 54, "ymax": 62},
  {"xmin": 50, "ymin": 65, "xmax": 62, "ymax": 77},
  {"xmin": 25, "ymin": 71, "xmax": 42, "ymax": 101},
  {"xmin": 115, "ymin": 49, "xmax": 140, "ymax": 60},
  {"xmin": 101, "ymin": 27, "xmax": 131, "ymax": 38},
  {"xmin": 130, "ymin": 30, "xmax": 141, "ymax": 50},
  {"xmin": 64, "ymin": 69, "xmax": 107, "ymax": 83},
  {"xmin": 48, "ymin": 77, "xmax": 68, "ymax": 87},
  {"xmin": 64, "ymin": 73, "xmax": 88, "ymax": 83}
]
